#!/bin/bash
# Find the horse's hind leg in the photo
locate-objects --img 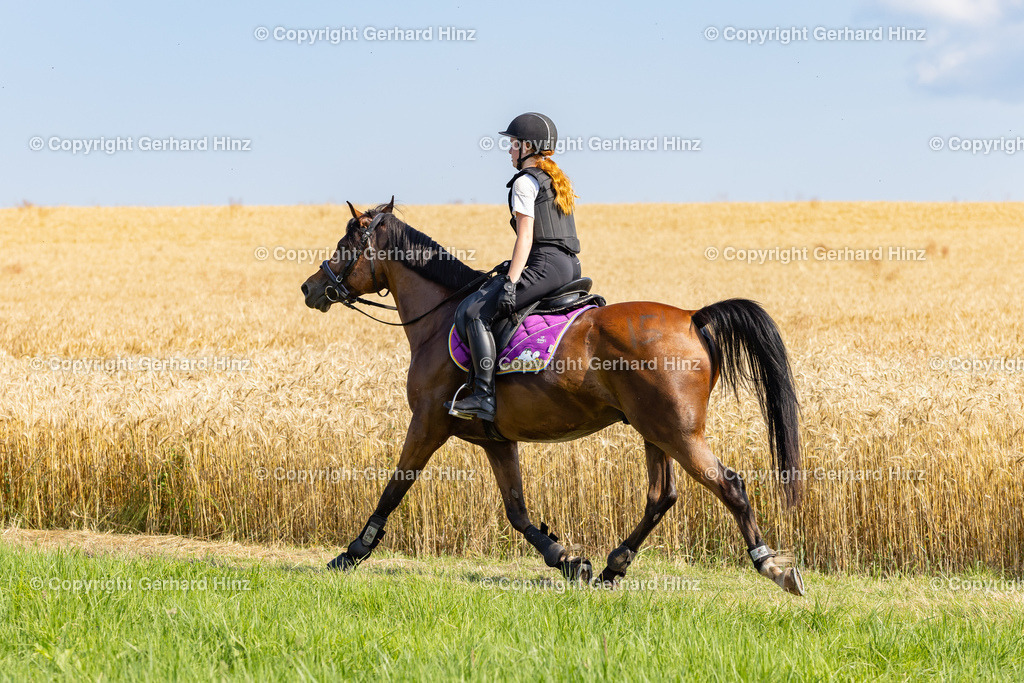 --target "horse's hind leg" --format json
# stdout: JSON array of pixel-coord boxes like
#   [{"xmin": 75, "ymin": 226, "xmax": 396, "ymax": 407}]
[
  {"xmin": 480, "ymin": 440, "xmax": 592, "ymax": 583},
  {"xmin": 661, "ymin": 432, "xmax": 804, "ymax": 596},
  {"xmin": 598, "ymin": 440, "xmax": 677, "ymax": 585}
]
